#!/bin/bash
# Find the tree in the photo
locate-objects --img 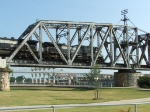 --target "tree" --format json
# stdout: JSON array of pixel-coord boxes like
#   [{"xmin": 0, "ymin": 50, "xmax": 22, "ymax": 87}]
[
  {"xmin": 16, "ymin": 75, "xmax": 24, "ymax": 84},
  {"xmin": 25, "ymin": 78, "xmax": 32, "ymax": 84},
  {"xmin": 86, "ymin": 64, "xmax": 101, "ymax": 99},
  {"xmin": 10, "ymin": 77, "xmax": 15, "ymax": 83}
]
